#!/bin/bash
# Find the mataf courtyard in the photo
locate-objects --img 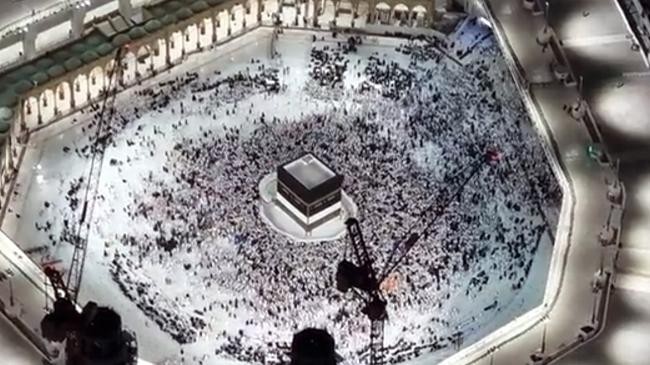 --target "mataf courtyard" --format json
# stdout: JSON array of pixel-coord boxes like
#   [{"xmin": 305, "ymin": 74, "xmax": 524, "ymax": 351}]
[{"xmin": 3, "ymin": 23, "xmax": 561, "ymax": 365}]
